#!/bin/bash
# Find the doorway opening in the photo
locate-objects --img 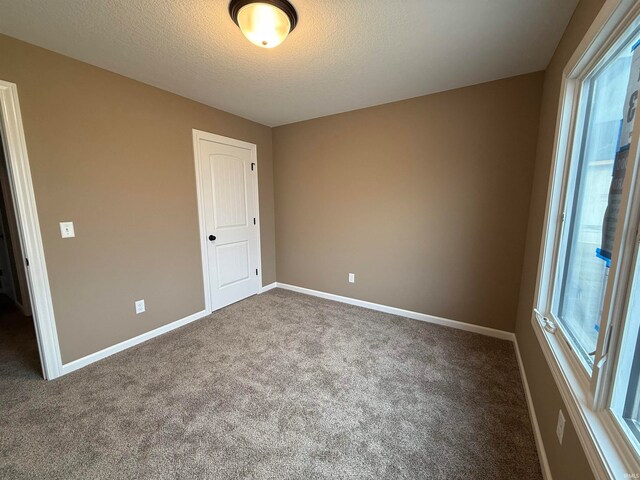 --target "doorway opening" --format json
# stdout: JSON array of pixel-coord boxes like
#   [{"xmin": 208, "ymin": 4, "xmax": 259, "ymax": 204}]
[
  {"xmin": 0, "ymin": 80, "xmax": 61, "ymax": 379},
  {"xmin": 0, "ymin": 138, "xmax": 38, "ymax": 376}
]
